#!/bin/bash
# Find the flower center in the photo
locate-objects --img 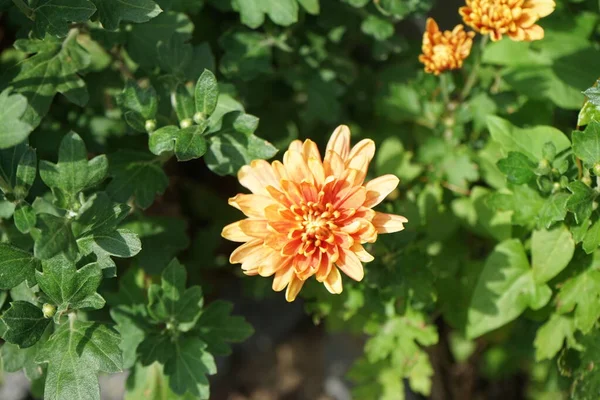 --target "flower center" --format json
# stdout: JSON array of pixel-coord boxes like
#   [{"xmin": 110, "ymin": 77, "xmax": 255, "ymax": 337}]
[
  {"xmin": 432, "ymin": 44, "xmax": 453, "ymax": 65},
  {"xmin": 290, "ymin": 201, "xmax": 340, "ymax": 255}
]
